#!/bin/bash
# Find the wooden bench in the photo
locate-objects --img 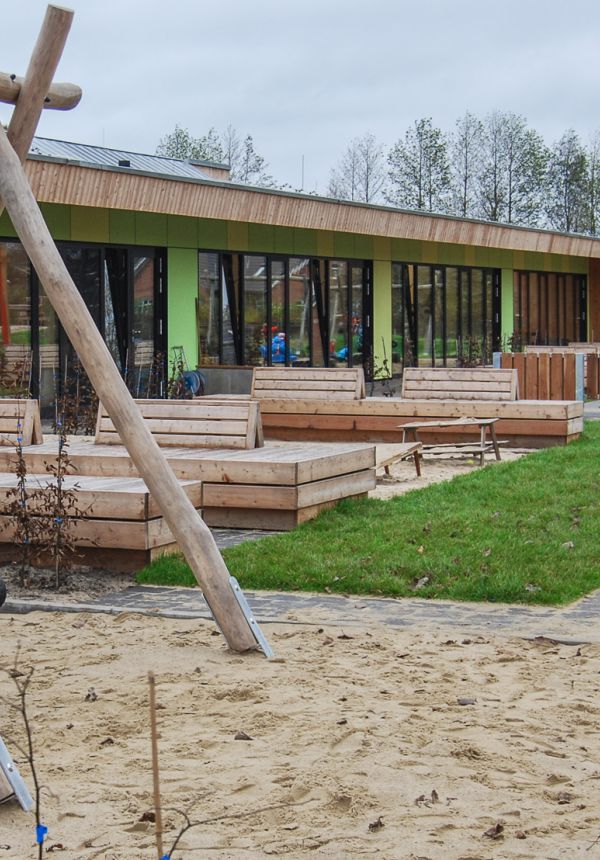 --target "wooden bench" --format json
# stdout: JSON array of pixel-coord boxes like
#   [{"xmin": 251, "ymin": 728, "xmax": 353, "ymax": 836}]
[
  {"xmin": 253, "ymin": 366, "xmax": 582, "ymax": 448},
  {"xmin": 96, "ymin": 398, "xmax": 263, "ymax": 449},
  {"xmin": 0, "ymin": 398, "xmax": 43, "ymax": 446},
  {"xmin": 252, "ymin": 367, "xmax": 366, "ymax": 400},
  {"xmin": 401, "ymin": 367, "xmax": 519, "ymax": 401},
  {"xmin": 401, "ymin": 418, "xmax": 503, "ymax": 467},
  {"xmin": 375, "ymin": 442, "xmax": 422, "ymax": 477},
  {"xmin": 0, "ymin": 473, "xmax": 202, "ymax": 572}
]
